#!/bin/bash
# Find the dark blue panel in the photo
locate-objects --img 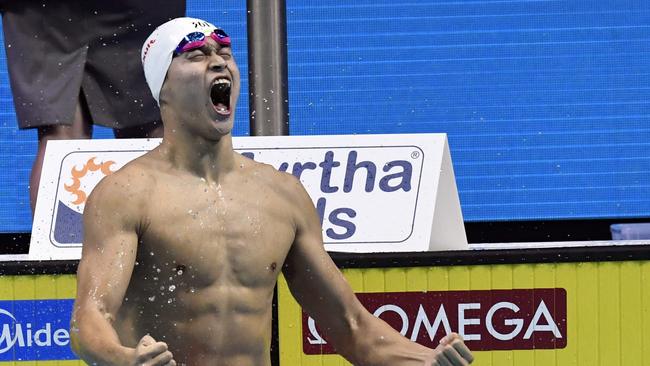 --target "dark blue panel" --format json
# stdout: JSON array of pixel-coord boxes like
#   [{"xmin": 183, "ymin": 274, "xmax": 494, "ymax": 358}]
[{"xmin": 286, "ymin": 0, "xmax": 650, "ymax": 222}]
